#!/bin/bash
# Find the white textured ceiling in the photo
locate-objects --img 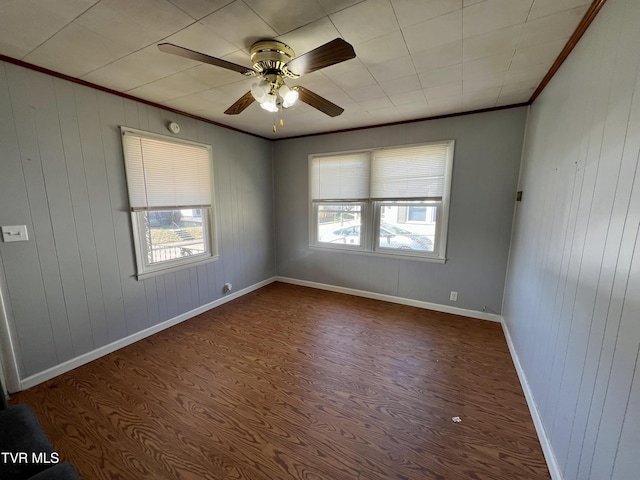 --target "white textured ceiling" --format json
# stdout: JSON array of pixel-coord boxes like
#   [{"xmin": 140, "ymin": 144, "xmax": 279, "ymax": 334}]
[{"xmin": 0, "ymin": 0, "xmax": 592, "ymax": 138}]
